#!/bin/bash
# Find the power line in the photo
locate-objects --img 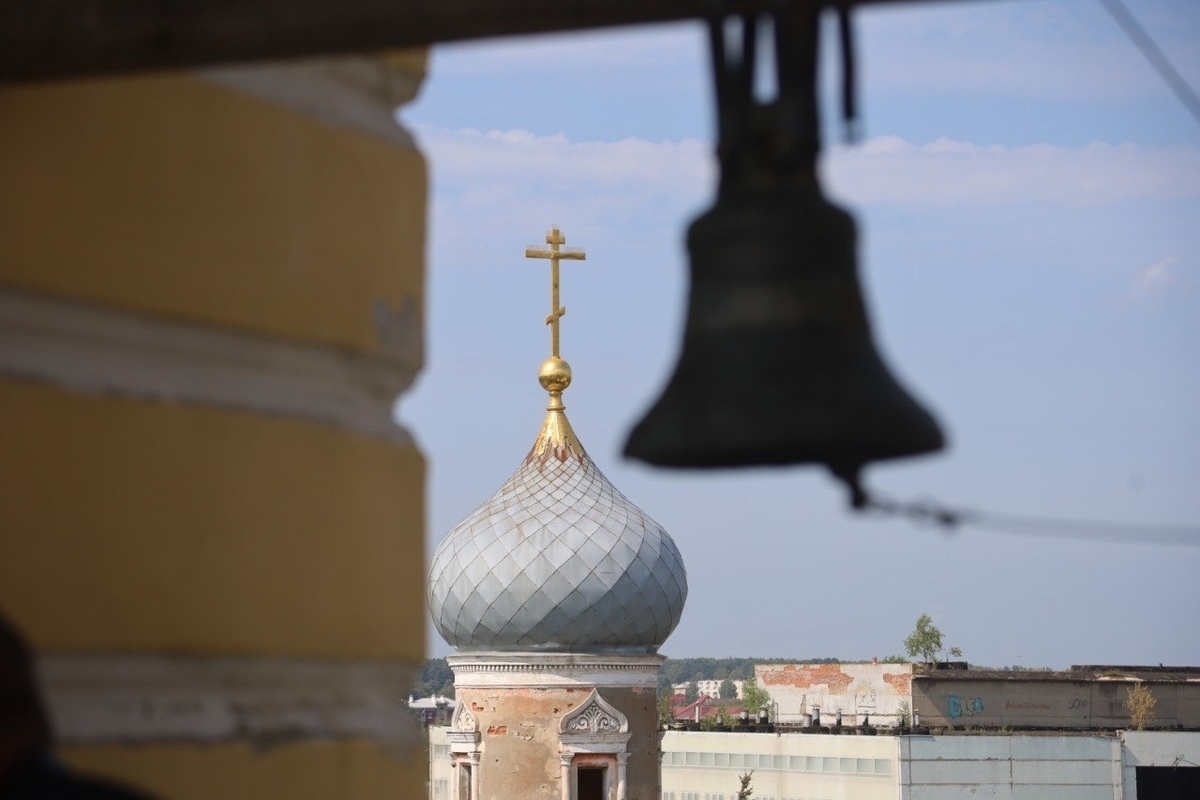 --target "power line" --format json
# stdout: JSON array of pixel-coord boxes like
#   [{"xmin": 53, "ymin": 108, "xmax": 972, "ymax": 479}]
[
  {"xmin": 970, "ymin": 510, "xmax": 1200, "ymax": 547},
  {"xmin": 1098, "ymin": 0, "xmax": 1200, "ymax": 127},
  {"xmin": 852, "ymin": 490, "xmax": 1200, "ymax": 547}
]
